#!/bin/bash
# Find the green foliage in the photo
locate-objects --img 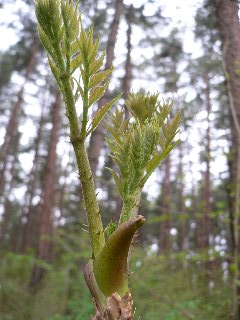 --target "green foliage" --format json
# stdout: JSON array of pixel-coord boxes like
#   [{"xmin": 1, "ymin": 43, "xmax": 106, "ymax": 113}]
[
  {"xmin": 106, "ymin": 94, "xmax": 181, "ymax": 222},
  {"xmin": 0, "ymin": 242, "xmax": 93, "ymax": 320},
  {"xmin": 0, "ymin": 251, "xmax": 231, "ymax": 320},
  {"xmin": 131, "ymin": 249, "xmax": 231, "ymax": 320},
  {"xmin": 0, "ymin": 253, "xmax": 35, "ymax": 320}
]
